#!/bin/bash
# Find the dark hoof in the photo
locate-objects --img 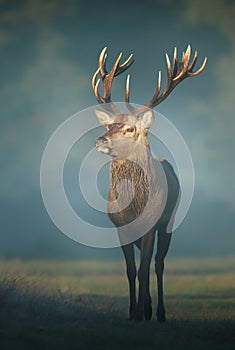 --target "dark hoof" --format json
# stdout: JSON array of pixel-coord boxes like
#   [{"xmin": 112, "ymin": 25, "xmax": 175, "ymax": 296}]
[
  {"xmin": 157, "ymin": 306, "xmax": 166, "ymax": 322},
  {"xmin": 129, "ymin": 305, "xmax": 137, "ymax": 321},
  {"xmin": 135, "ymin": 307, "xmax": 144, "ymax": 322},
  {"xmin": 129, "ymin": 313, "xmax": 144, "ymax": 322},
  {"xmin": 130, "ymin": 305, "xmax": 146, "ymax": 321},
  {"xmin": 136, "ymin": 314, "xmax": 144, "ymax": 322},
  {"xmin": 144, "ymin": 303, "xmax": 152, "ymax": 320},
  {"xmin": 157, "ymin": 314, "xmax": 166, "ymax": 322},
  {"xmin": 129, "ymin": 313, "xmax": 137, "ymax": 321}
]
